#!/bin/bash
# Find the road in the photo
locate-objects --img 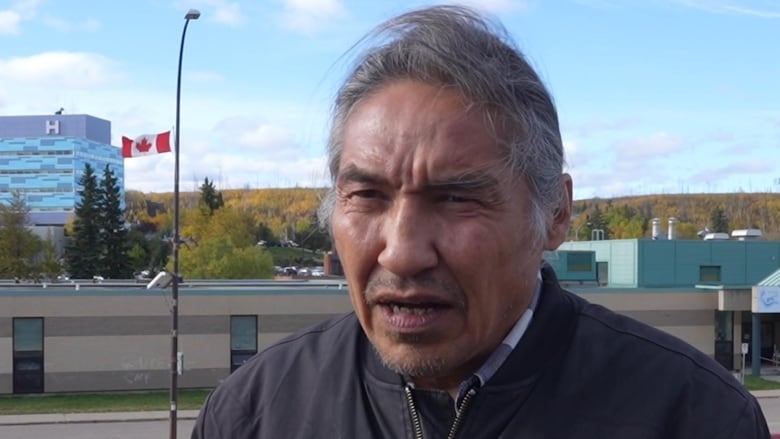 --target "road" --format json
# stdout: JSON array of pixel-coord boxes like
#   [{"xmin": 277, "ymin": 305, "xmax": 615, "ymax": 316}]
[
  {"xmin": 1, "ymin": 399, "xmax": 780, "ymax": 438},
  {"xmin": 0, "ymin": 419, "xmax": 196, "ymax": 439},
  {"xmin": 761, "ymin": 396, "xmax": 780, "ymax": 433}
]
